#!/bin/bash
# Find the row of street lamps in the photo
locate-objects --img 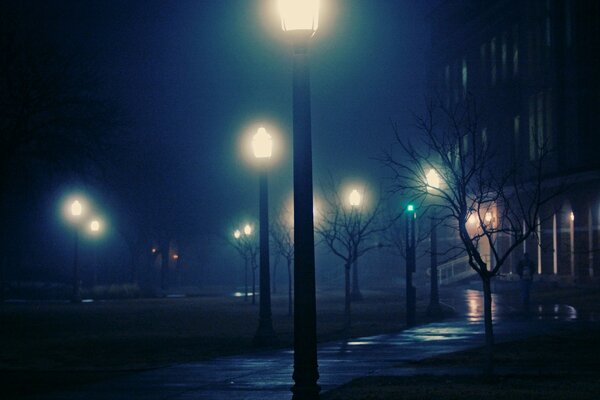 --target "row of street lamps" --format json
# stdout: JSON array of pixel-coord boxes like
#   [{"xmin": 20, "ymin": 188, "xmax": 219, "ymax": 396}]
[{"xmin": 65, "ymin": 197, "xmax": 104, "ymax": 303}]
